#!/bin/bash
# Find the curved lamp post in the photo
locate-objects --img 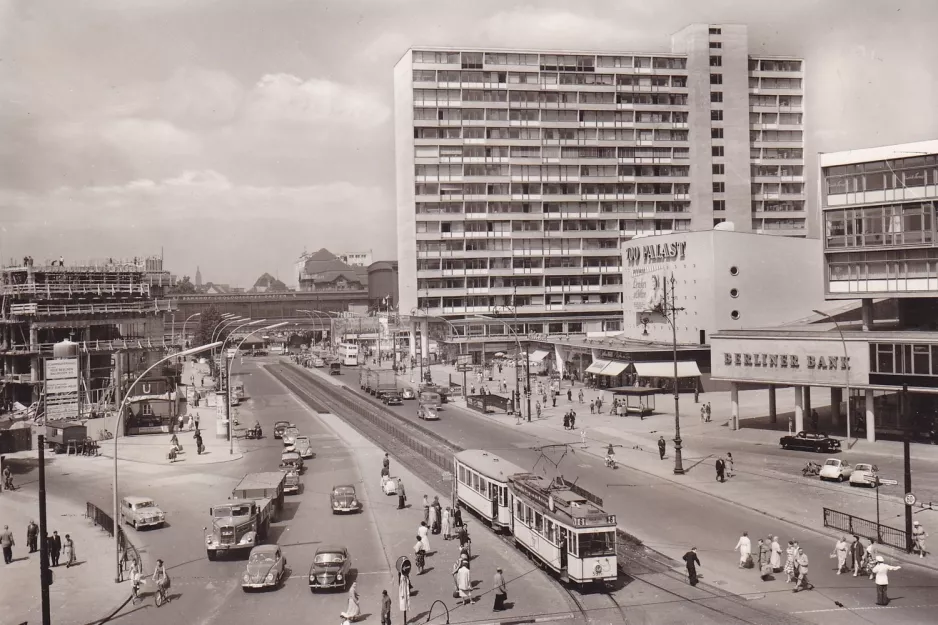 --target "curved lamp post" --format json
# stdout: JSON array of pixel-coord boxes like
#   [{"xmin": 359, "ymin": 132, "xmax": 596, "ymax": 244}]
[
  {"xmin": 179, "ymin": 312, "xmax": 201, "ymax": 348},
  {"xmin": 813, "ymin": 309, "xmax": 852, "ymax": 442},
  {"xmin": 472, "ymin": 312, "xmax": 528, "ymax": 420},
  {"xmin": 226, "ymin": 321, "xmax": 287, "ymax": 453},
  {"xmin": 298, "ymin": 309, "xmax": 328, "ymax": 347},
  {"xmin": 311, "ymin": 310, "xmax": 337, "ymax": 350},
  {"xmin": 112, "ymin": 341, "xmax": 222, "ymax": 581},
  {"xmin": 219, "ymin": 320, "xmax": 265, "ymax": 446}
]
